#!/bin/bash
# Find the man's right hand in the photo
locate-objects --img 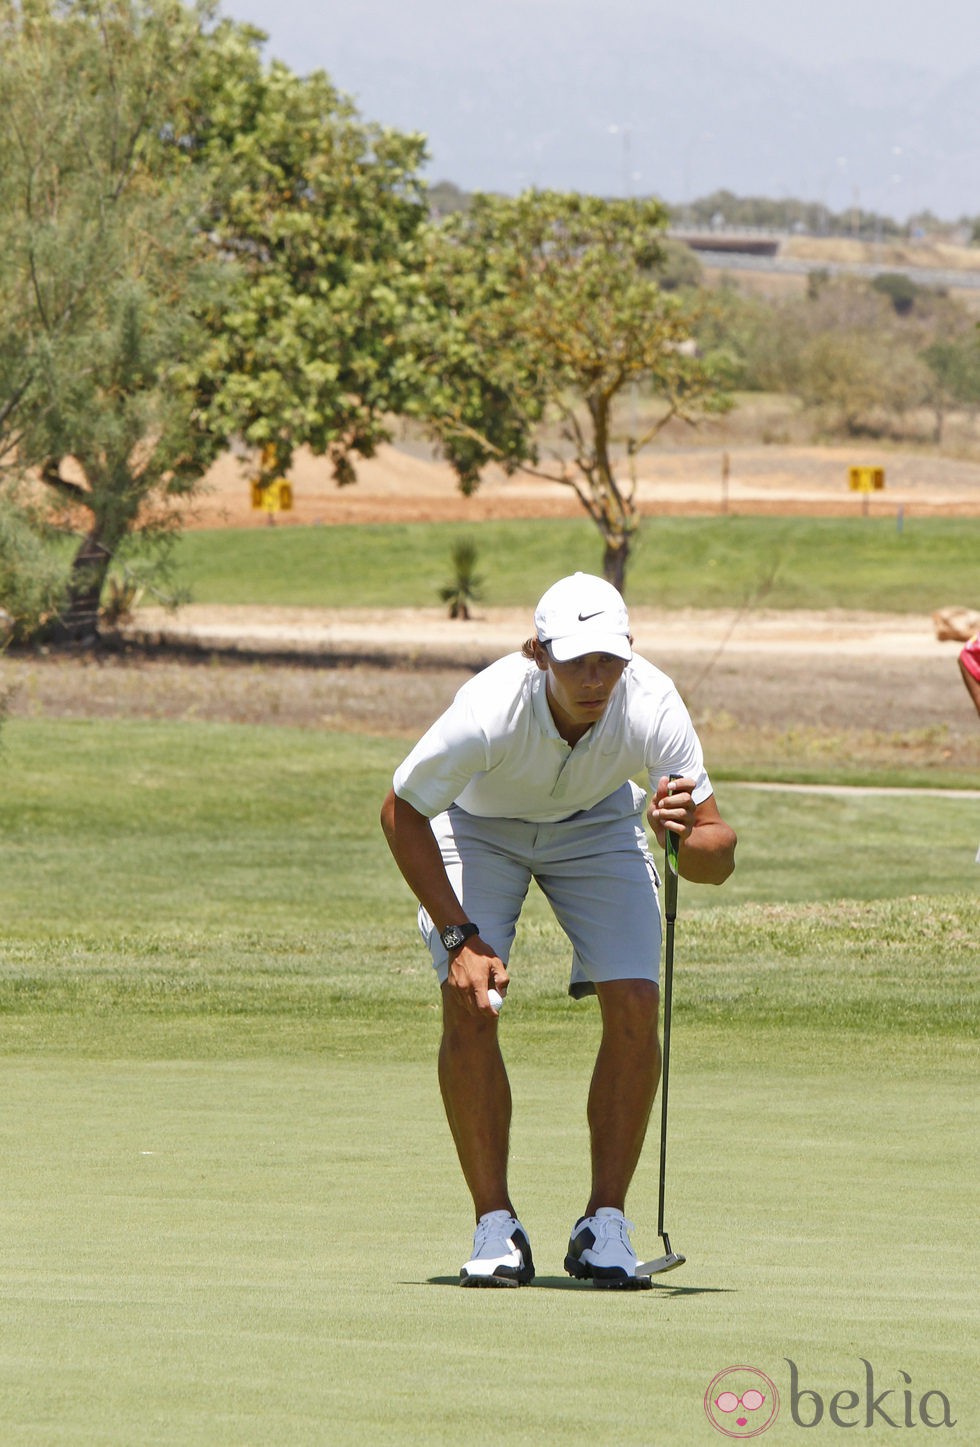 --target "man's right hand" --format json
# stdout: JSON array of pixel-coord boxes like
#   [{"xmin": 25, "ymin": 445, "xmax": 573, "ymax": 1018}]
[{"xmin": 447, "ymin": 936, "xmax": 510, "ymax": 1016}]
